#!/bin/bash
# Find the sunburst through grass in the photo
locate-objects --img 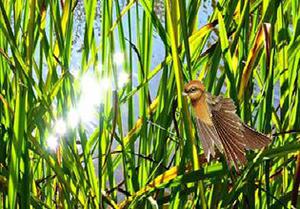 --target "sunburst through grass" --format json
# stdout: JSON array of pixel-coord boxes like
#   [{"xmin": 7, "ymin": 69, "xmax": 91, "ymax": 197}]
[{"xmin": 0, "ymin": 0, "xmax": 299, "ymax": 208}]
